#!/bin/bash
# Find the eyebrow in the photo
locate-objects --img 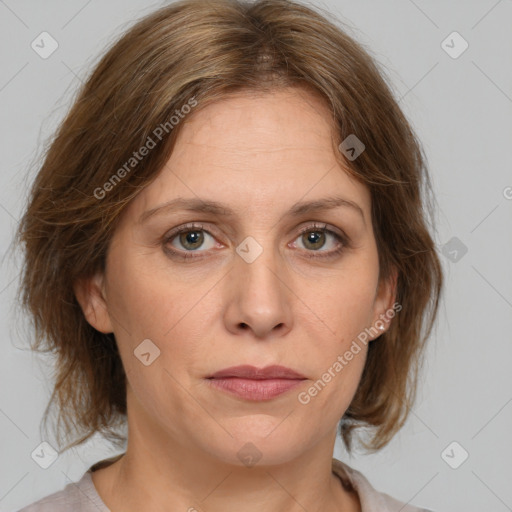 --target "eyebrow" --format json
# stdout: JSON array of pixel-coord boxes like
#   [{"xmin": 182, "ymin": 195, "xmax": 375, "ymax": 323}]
[{"xmin": 138, "ymin": 195, "xmax": 366, "ymax": 226}]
